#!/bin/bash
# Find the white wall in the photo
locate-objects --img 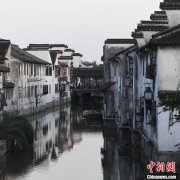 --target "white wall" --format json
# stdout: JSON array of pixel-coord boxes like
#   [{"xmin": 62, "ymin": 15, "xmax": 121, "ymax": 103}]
[
  {"xmin": 73, "ymin": 56, "xmax": 82, "ymax": 68},
  {"xmin": 157, "ymin": 107, "xmax": 180, "ymax": 152},
  {"xmin": 166, "ymin": 10, "xmax": 180, "ymax": 27},
  {"xmin": 157, "ymin": 46, "xmax": 180, "ymax": 91},
  {"xmin": 156, "ymin": 46, "xmax": 180, "ymax": 152}
]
